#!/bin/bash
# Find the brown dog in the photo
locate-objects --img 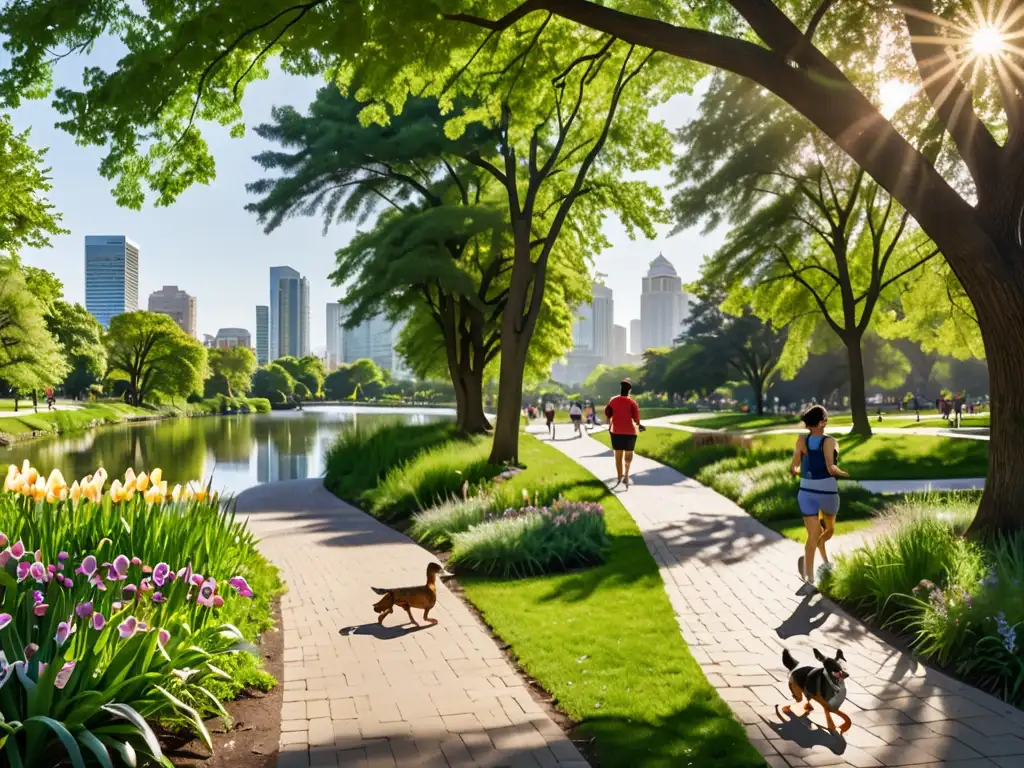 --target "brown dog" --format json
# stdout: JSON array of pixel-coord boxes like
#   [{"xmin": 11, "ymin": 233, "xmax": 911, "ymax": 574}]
[
  {"xmin": 781, "ymin": 648, "xmax": 852, "ymax": 733},
  {"xmin": 371, "ymin": 563, "xmax": 443, "ymax": 626}
]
